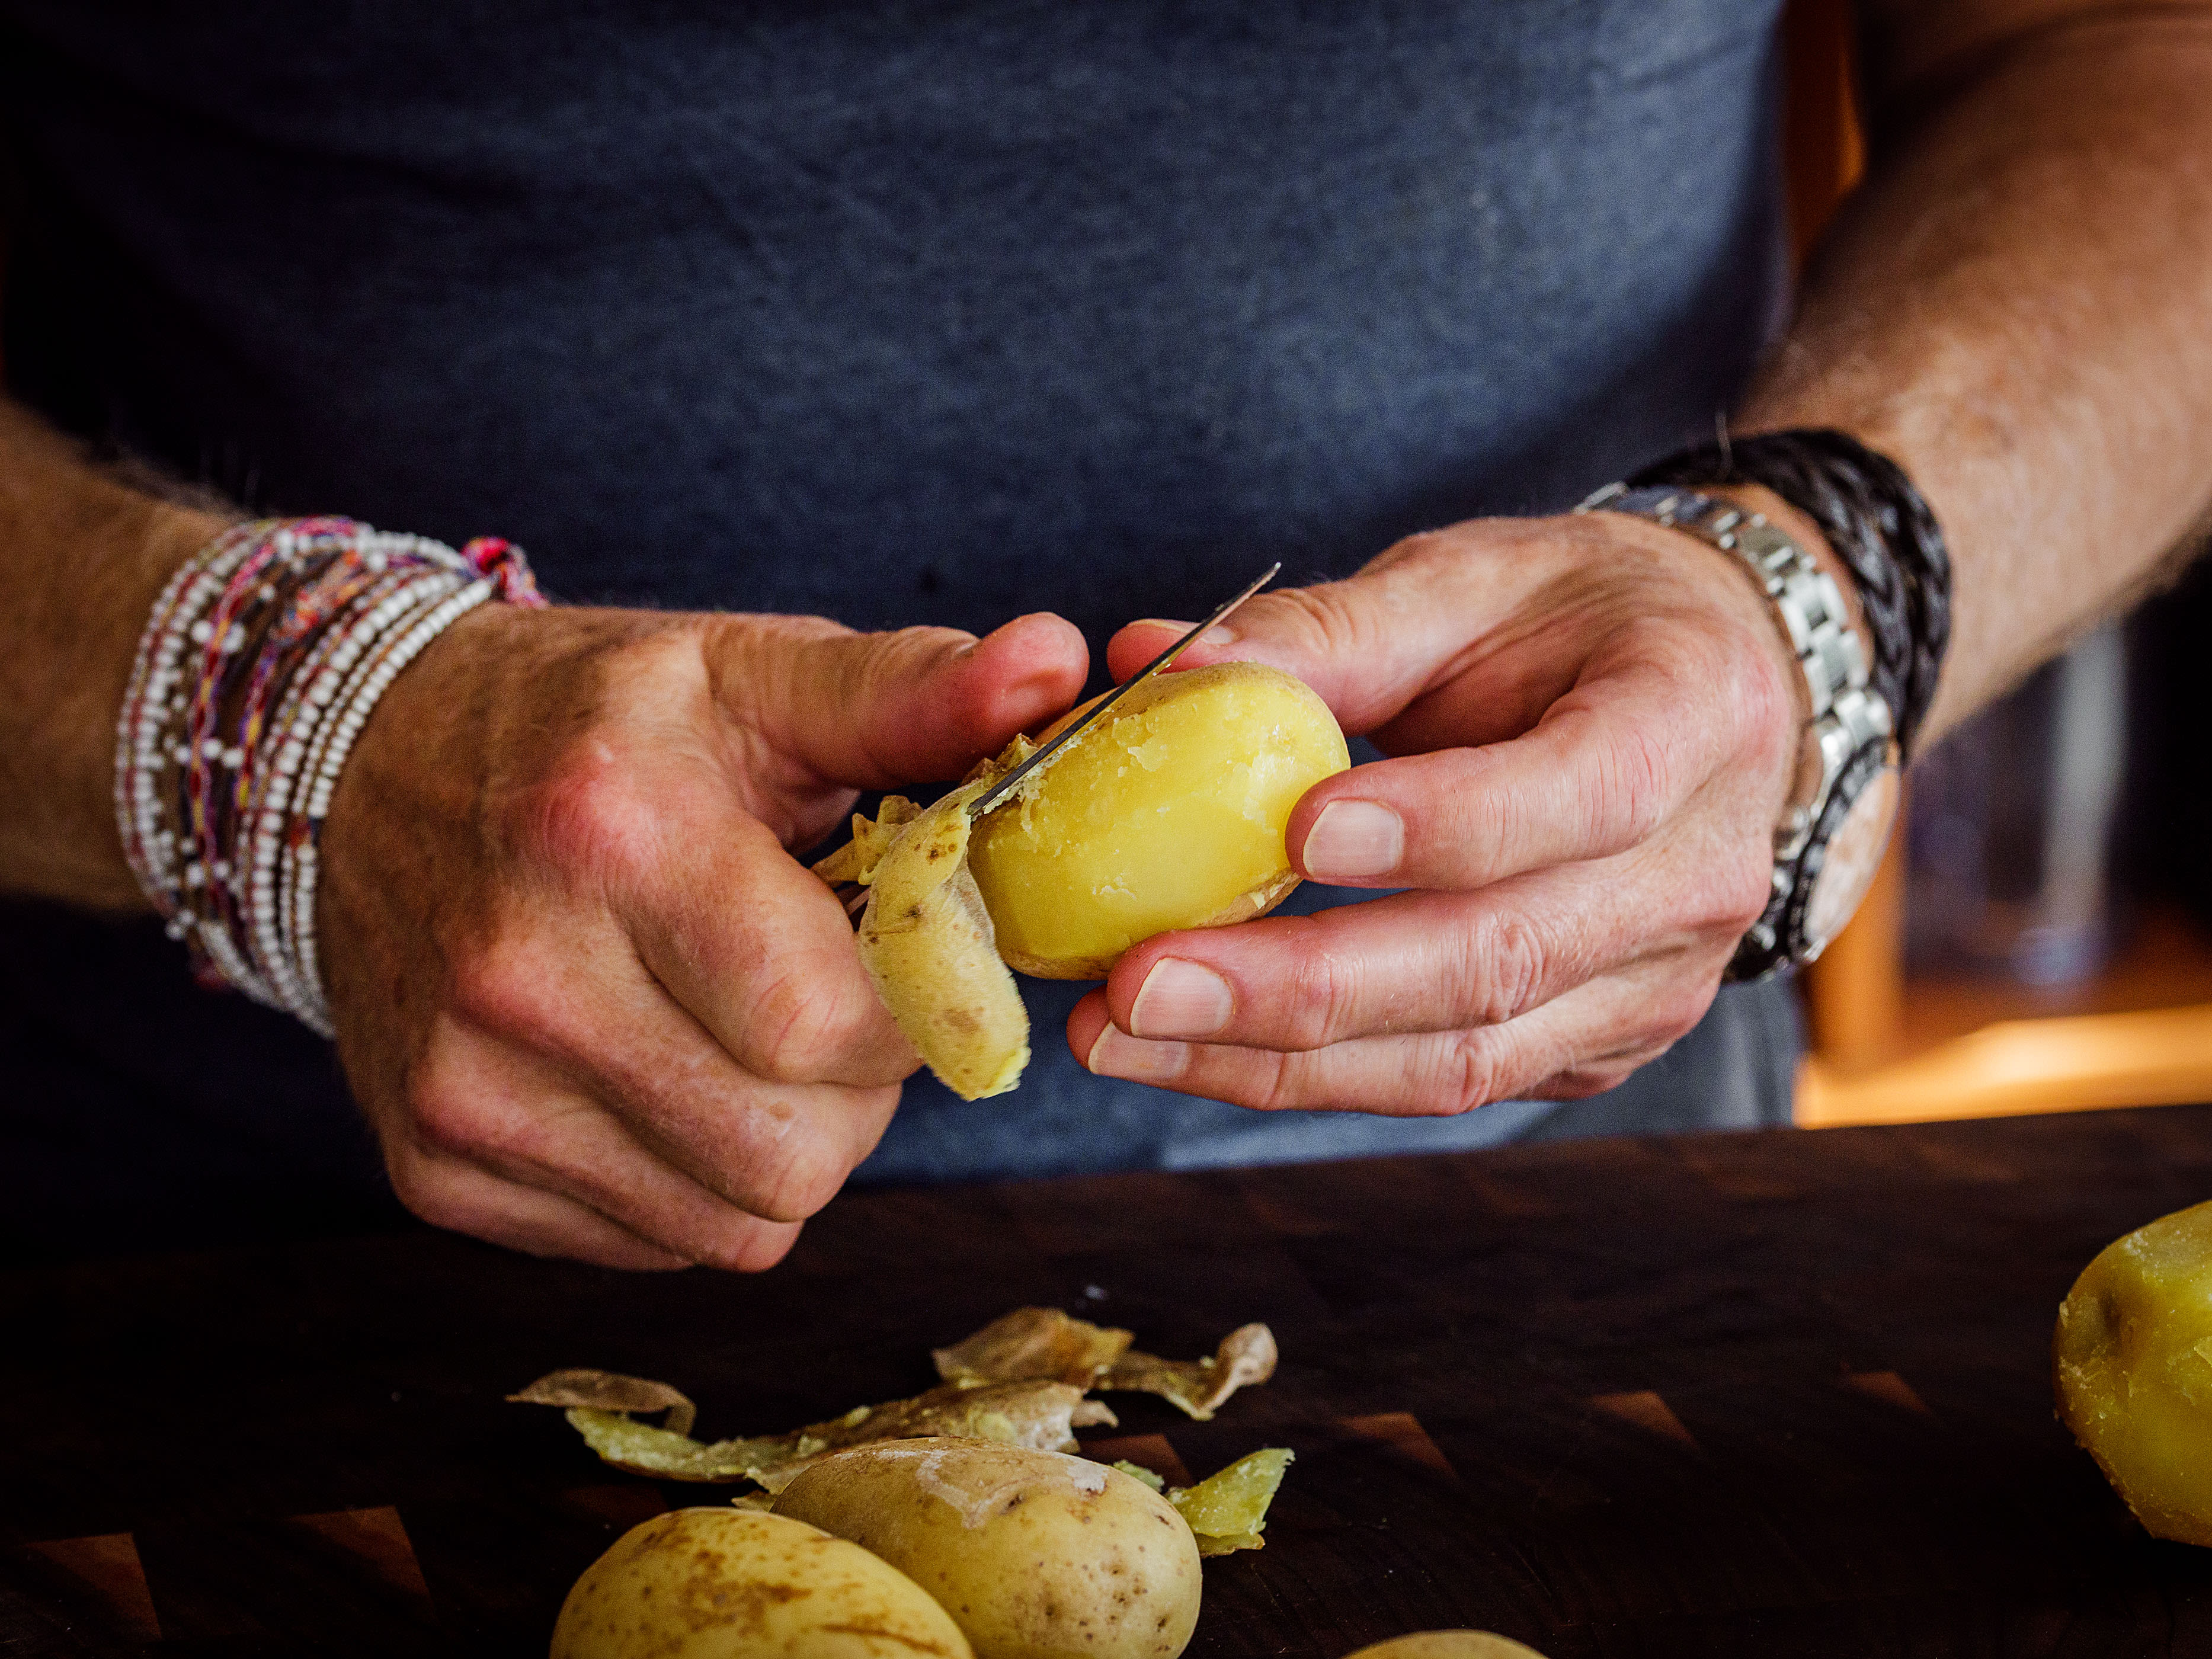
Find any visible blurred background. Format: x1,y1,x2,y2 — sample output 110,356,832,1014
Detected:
1785,0,2212,1128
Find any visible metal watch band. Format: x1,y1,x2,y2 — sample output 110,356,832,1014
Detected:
1625,428,1952,761
1576,482,1897,979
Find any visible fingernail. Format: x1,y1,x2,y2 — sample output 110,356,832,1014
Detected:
1129,959,1233,1039
1086,1025,1193,1084
1302,800,1404,880
1134,619,1237,647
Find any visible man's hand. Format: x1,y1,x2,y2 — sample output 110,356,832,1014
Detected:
319,603,1086,1270
1068,508,1814,1116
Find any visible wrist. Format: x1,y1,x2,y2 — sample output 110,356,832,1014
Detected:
1625,429,1952,762
1576,481,1899,978
114,518,547,1033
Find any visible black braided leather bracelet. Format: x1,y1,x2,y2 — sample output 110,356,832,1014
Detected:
1626,428,1951,760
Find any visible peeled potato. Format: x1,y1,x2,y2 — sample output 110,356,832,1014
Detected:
1342,1635,1552,1659
774,1437,1202,1659
969,662,1350,977
2055,1199,2212,1544
814,659,1347,1095
551,1507,972,1659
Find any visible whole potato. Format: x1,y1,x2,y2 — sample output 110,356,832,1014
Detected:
1342,1635,1551,1659
550,1507,974,1659
773,1437,1202,1659
2056,1198,2212,1544
968,661,1349,978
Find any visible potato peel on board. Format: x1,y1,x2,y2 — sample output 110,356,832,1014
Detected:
513,1372,1114,1492
931,1305,1135,1387
1105,1323,1280,1421
933,1307,1279,1420
506,1367,697,1435
515,1312,1279,1496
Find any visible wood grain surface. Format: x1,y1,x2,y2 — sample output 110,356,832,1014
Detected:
7,1104,2212,1657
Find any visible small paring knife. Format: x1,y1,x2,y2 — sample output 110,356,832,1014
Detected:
825,562,1281,927
965,561,1281,820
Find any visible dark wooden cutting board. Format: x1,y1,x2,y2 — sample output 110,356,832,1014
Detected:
7,1104,2212,1657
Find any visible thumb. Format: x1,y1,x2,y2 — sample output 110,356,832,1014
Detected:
720,611,1089,788
1105,552,1507,736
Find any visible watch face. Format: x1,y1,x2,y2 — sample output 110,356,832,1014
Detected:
1803,761,1902,952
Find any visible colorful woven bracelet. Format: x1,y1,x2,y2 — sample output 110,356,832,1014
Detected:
114,517,546,1035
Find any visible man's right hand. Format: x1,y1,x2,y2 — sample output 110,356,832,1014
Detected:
316,603,1087,1271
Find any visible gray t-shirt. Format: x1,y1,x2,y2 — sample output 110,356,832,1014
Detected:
0,1,1798,1251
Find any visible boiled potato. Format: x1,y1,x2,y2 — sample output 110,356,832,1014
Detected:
550,1507,973,1659
969,662,1350,977
2056,1198,2212,1544
773,1437,1202,1659
1343,1635,1551,1659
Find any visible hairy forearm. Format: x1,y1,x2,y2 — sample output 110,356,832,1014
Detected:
0,399,231,907
1739,7,2212,744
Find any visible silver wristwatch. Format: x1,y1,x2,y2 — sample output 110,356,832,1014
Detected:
1577,482,1902,981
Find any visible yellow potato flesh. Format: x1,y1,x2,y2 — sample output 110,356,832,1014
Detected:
1167,1447,1292,1554
774,1437,1202,1659
968,662,1350,978
550,1507,973,1659
2056,1198,2212,1545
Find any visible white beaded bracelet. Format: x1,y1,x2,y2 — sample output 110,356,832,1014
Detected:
114,518,545,1035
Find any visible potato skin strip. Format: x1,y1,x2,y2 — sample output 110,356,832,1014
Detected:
566,1408,786,1483
932,1306,1135,1388
812,797,921,886
508,1368,699,1436
832,780,1031,1101
931,1309,1276,1419
1104,1323,1279,1420
519,1375,1116,1493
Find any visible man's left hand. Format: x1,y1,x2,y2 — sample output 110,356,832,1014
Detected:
1067,507,1813,1113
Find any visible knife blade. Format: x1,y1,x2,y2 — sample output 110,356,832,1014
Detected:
966,561,1281,819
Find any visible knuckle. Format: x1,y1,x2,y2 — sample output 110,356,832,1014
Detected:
1256,1057,1308,1114
385,1152,478,1234
404,1067,493,1161
1285,942,1363,1049
1730,626,1800,763
1467,909,1551,1026
730,959,879,1082
1438,1029,1507,1116
1272,581,1378,659
518,753,666,888
1688,847,1777,940
1384,529,1457,571
447,937,566,1048
1720,851,1777,933
1646,979,1717,1047
1547,1062,1636,1100
690,1218,802,1274
682,1222,783,1274
1590,719,1673,850
746,1136,851,1224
